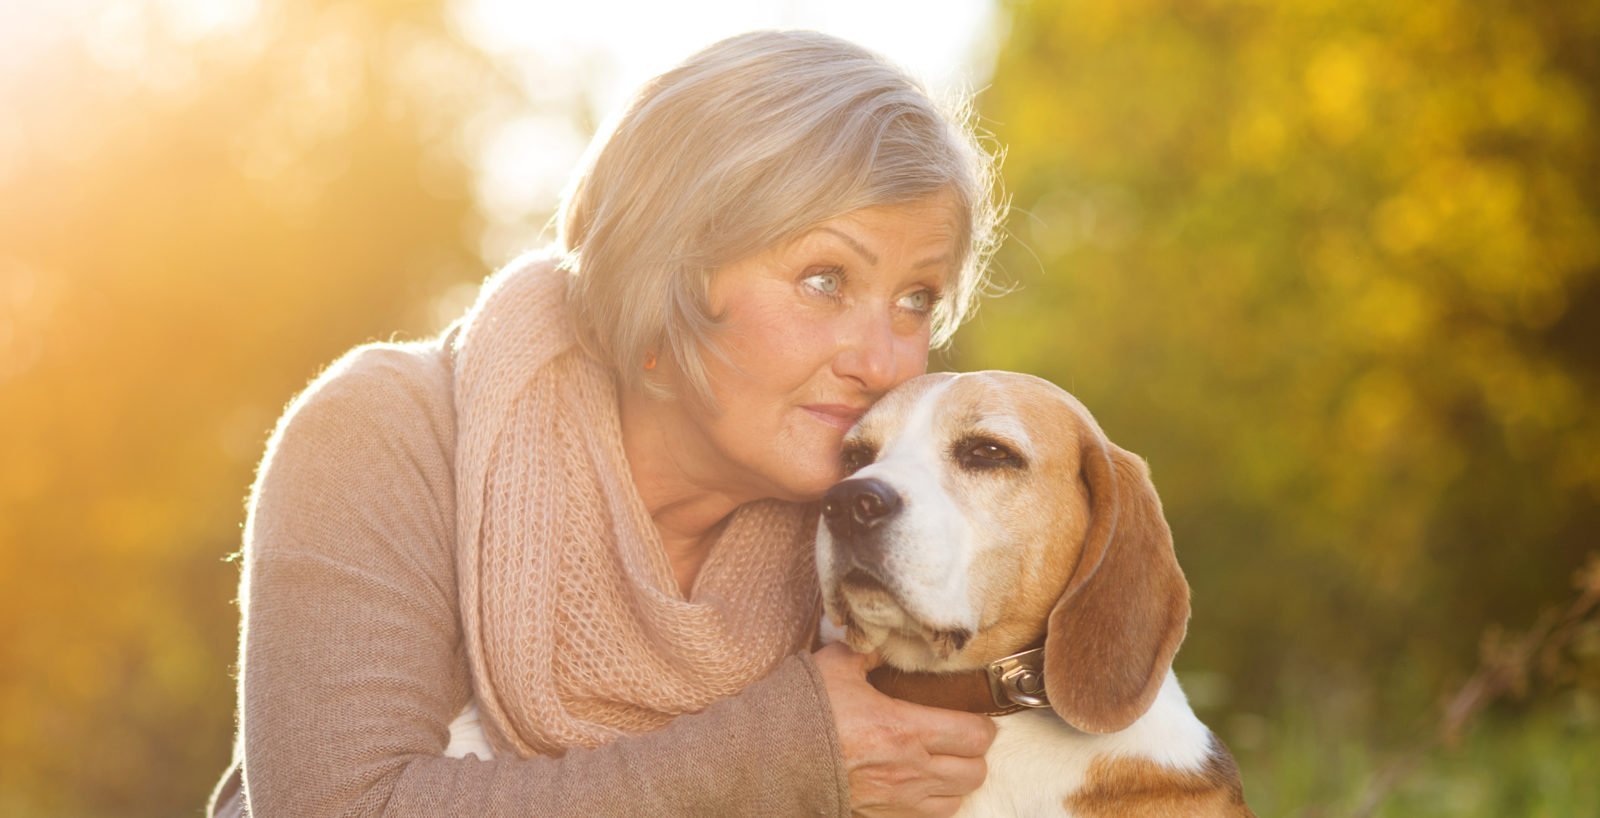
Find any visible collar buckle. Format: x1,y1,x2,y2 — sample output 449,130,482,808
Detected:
985,647,1050,709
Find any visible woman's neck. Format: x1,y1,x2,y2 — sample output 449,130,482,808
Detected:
617,387,753,596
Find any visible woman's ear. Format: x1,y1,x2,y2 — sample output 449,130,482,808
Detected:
1042,428,1191,734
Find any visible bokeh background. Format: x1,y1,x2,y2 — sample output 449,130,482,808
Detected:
2,0,1597,815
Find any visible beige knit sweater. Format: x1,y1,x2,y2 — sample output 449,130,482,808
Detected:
209,332,851,816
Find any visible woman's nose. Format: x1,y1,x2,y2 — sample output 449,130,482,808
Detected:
833,308,901,394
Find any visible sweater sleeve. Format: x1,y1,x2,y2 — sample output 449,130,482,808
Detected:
227,341,851,817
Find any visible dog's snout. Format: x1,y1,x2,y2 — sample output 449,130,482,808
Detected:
822,478,902,539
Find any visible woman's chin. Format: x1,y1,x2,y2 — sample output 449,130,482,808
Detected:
751,428,851,503
765,464,846,505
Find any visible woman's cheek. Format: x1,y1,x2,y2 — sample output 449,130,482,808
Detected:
893,333,933,385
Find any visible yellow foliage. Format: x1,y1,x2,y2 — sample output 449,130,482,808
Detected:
1304,41,1371,143
977,0,1600,783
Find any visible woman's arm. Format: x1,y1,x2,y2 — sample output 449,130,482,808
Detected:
229,342,849,816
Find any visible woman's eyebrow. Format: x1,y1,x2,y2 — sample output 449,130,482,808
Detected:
817,226,879,265
815,226,950,272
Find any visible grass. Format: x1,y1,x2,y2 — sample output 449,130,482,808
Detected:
1234,701,1600,817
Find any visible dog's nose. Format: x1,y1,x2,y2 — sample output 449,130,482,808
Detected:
821,478,902,540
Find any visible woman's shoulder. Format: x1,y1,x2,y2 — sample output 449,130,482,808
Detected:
247,332,460,561
288,331,457,432
268,334,458,466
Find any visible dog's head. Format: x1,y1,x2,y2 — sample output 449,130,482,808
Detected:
817,371,1190,734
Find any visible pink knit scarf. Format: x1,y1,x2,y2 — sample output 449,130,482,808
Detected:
450,254,822,757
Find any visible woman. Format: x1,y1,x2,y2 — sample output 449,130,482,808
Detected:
211,30,1003,817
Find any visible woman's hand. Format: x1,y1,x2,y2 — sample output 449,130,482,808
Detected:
813,642,997,818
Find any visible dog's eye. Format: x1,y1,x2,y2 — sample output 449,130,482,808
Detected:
840,445,876,475
956,439,1024,470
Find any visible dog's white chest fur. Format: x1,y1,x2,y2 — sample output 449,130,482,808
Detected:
955,673,1214,818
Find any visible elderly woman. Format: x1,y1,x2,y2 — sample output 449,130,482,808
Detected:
210,30,1002,817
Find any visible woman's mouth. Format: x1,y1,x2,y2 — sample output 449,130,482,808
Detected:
801,404,867,432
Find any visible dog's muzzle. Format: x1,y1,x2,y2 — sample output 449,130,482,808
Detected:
821,477,901,543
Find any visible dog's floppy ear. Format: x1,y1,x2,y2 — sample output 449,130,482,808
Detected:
1042,425,1190,734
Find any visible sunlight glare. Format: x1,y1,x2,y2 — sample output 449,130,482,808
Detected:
449,0,999,258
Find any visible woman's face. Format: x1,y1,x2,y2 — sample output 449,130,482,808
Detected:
684,192,962,502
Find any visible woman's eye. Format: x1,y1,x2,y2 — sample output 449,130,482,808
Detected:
803,269,843,295
898,289,935,312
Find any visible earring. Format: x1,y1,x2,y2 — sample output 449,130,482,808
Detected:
644,351,658,371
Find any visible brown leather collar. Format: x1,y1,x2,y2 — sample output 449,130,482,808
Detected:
868,643,1051,717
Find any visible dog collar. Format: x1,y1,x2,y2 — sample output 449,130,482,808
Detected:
867,643,1051,717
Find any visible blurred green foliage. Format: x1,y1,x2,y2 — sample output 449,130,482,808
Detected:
1247,708,1599,816
970,0,1600,809
1,0,1597,814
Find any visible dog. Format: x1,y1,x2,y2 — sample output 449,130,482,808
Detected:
817,370,1253,817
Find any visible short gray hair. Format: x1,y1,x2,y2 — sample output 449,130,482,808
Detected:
557,29,1003,402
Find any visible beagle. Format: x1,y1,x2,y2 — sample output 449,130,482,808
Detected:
818,371,1254,817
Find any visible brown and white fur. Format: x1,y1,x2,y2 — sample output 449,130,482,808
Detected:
818,371,1253,817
